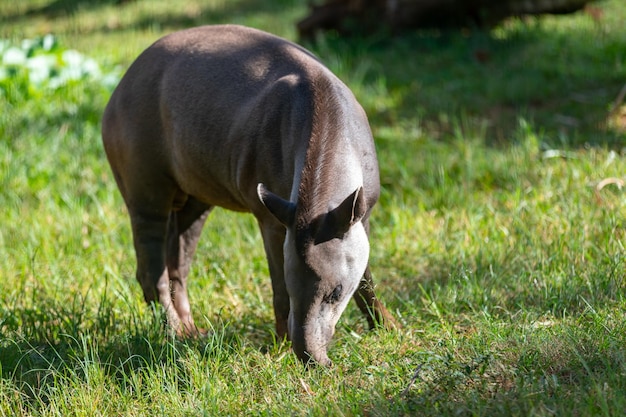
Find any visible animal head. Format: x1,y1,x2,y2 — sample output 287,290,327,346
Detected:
257,183,369,366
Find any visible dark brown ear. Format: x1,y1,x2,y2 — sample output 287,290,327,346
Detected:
314,187,366,243
257,183,296,227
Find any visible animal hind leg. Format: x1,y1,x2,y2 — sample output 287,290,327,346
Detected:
120,166,184,334
353,217,399,330
166,197,212,337
353,265,399,330
129,208,182,332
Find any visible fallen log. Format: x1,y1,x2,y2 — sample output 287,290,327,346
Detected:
297,0,601,38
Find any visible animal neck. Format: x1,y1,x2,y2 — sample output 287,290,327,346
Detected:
295,76,361,229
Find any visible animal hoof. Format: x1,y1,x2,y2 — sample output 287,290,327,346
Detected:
177,324,209,339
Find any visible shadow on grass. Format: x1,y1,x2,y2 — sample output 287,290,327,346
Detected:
1,0,302,28
1,0,126,20
306,17,626,149
383,244,625,322
0,287,279,403
6,1,624,149
382,319,626,415
125,0,302,31
113,0,625,149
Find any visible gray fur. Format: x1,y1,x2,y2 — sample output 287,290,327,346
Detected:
102,25,396,366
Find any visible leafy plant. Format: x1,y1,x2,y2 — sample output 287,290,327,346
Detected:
0,34,119,102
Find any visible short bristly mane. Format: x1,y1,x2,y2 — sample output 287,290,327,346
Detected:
296,73,345,230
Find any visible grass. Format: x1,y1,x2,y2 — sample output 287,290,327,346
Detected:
1,0,625,415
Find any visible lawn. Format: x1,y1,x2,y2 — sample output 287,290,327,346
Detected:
1,0,625,415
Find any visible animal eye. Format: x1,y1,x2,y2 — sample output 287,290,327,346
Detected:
325,284,343,304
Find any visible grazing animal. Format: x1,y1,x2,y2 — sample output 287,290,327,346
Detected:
101,25,396,366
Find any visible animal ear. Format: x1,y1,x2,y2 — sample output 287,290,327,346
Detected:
349,186,367,225
257,183,296,227
315,187,367,243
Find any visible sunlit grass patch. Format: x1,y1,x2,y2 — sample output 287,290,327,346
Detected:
1,0,626,415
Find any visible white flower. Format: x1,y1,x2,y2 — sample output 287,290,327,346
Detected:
61,50,83,68
21,39,36,52
42,34,56,51
3,47,27,66
26,54,57,85
81,57,102,78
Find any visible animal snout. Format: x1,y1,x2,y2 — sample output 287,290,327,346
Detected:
288,313,334,367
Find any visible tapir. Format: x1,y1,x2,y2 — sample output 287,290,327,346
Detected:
101,24,396,366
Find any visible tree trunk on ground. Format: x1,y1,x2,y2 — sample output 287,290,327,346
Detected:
297,0,601,38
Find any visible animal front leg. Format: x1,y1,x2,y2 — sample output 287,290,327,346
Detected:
258,221,290,339
166,199,212,337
